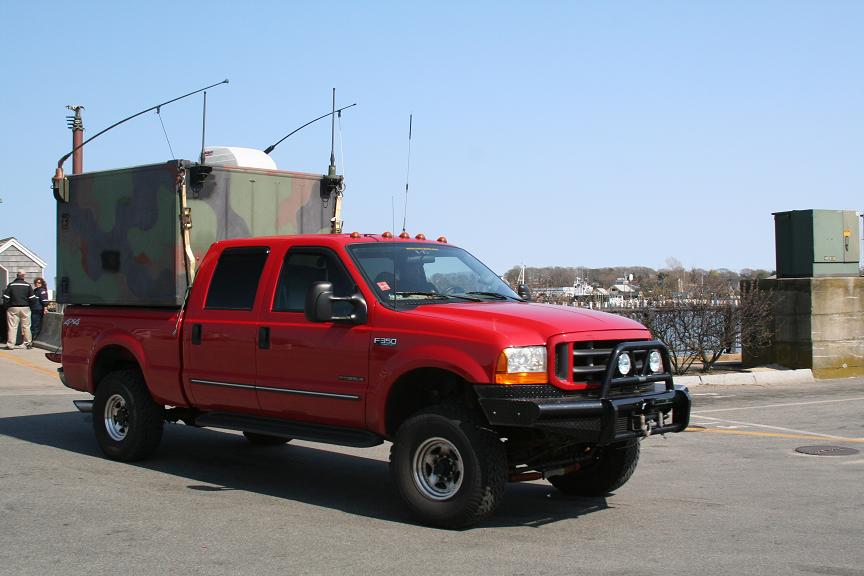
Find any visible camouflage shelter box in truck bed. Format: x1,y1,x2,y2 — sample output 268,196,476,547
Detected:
57,160,339,306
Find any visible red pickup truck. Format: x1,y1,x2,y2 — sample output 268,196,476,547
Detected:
58,233,691,528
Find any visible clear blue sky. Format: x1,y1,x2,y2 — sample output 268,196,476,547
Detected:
2,1,862,285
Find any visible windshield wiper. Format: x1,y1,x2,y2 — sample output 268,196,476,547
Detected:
464,291,520,301
394,291,483,302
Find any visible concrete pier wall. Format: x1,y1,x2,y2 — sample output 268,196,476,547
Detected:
744,277,864,378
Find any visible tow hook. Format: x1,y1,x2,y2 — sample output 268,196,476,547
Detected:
634,400,656,437
639,413,653,437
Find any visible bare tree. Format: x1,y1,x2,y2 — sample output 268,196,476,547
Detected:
617,282,774,374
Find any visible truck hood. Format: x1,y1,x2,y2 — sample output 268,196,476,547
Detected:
401,301,648,344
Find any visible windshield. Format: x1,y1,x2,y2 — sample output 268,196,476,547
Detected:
347,243,520,305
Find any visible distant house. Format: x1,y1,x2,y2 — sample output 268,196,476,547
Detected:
0,237,46,290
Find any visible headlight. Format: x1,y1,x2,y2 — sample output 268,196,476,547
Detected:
495,346,547,385
617,352,632,375
648,349,663,373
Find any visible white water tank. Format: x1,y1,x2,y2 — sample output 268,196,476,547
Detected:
202,146,278,170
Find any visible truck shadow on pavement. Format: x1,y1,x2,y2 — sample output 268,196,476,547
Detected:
0,411,609,529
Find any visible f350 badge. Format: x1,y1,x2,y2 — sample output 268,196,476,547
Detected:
373,337,398,347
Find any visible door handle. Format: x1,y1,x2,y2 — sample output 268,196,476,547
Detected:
191,324,202,345
258,326,270,350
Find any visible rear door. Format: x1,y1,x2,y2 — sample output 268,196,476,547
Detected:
183,246,270,412
255,246,370,427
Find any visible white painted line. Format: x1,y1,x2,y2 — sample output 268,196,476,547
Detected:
693,396,864,414
0,389,85,397
693,414,856,441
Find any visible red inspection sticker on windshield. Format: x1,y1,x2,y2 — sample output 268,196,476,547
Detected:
377,281,391,291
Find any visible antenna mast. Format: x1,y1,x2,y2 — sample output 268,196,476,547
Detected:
200,91,207,164
401,114,412,233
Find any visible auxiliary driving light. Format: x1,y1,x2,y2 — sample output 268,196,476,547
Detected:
617,352,632,376
648,349,663,373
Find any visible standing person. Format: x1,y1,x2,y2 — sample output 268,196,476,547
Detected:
3,272,35,349
31,277,49,341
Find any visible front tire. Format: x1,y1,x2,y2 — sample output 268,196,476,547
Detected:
549,440,640,496
92,370,164,462
390,405,506,529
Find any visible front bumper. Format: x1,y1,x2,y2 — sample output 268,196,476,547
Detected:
475,340,692,446
476,384,691,445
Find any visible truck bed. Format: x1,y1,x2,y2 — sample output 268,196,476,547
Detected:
61,306,188,406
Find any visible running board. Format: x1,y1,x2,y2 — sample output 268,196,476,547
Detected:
73,400,93,413
193,412,383,448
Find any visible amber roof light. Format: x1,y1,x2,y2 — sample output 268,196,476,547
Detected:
437,236,448,243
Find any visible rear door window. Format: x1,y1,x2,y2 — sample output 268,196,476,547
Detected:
205,247,270,310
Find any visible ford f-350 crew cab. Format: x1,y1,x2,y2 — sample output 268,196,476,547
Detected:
58,233,691,528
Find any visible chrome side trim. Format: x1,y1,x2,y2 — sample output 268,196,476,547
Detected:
256,385,360,401
190,379,256,391
190,379,360,401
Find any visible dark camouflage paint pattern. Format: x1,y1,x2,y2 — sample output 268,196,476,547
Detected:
57,160,336,306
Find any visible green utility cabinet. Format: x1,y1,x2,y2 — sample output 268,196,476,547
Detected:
774,209,860,278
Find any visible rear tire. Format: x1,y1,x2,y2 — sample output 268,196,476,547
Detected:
243,431,290,446
390,405,506,529
549,440,640,496
92,369,164,462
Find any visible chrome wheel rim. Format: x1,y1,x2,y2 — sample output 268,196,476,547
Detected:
104,394,129,442
412,437,464,501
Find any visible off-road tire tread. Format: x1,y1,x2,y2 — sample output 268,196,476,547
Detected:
390,404,507,529
93,369,164,462
549,440,640,496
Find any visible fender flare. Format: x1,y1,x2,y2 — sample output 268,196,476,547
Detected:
366,344,491,435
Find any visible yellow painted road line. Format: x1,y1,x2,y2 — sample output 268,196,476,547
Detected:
686,427,864,443
0,353,59,378
693,396,864,415
693,414,854,440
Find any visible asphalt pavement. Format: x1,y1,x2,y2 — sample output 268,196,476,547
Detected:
1,347,862,576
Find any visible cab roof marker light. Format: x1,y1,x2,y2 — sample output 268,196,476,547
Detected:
415,233,426,240
399,231,411,239
382,231,393,238
349,231,361,238
437,236,448,243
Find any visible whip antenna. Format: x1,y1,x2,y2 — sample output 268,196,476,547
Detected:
200,91,207,164
401,114,412,233
52,79,229,202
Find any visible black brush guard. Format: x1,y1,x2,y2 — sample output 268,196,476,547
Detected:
476,340,691,446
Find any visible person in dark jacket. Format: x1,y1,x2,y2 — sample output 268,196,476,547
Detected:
4,272,36,349
30,277,49,341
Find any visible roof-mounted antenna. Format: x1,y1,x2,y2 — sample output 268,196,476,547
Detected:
262,100,356,155
200,91,207,165
401,114,413,234
51,79,229,202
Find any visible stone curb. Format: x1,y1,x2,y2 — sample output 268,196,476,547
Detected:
675,369,814,387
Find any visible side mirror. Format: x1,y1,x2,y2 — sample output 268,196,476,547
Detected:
305,281,368,324
517,284,532,301
305,281,333,322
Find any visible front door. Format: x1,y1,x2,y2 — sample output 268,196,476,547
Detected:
255,247,369,427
